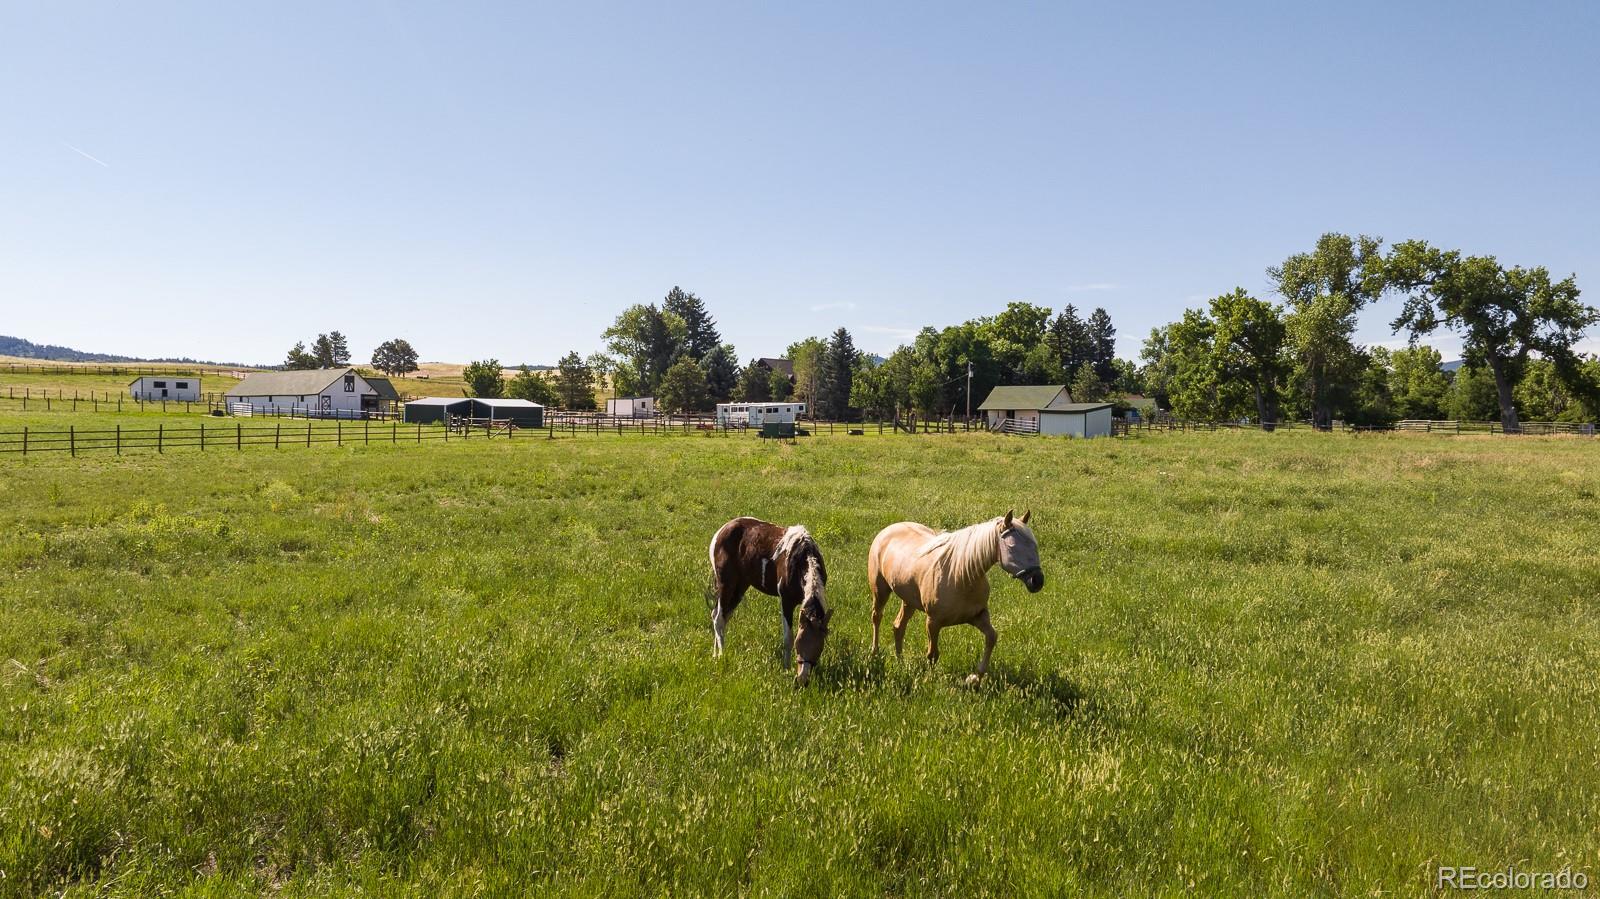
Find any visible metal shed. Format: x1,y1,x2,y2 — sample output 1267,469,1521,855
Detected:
403,396,543,427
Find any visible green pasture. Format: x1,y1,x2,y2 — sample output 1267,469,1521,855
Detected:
2,431,1598,896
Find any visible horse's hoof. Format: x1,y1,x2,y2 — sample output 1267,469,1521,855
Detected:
964,674,983,687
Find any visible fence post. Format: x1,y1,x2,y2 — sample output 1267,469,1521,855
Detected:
158,424,164,454
116,424,121,455
275,423,281,449
364,419,369,444
417,423,421,443
338,421,342,446
22,426,28,456
237,423,242,450
200,422,205,451
306,424,312,447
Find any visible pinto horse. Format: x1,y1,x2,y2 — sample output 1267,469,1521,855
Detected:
709,517,832,685
868,510,1042,685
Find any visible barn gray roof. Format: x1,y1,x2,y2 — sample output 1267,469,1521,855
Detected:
976,385,1072,411
405,396,469,406
1047,403,1114,413
364,376,401,401
226,368,353,396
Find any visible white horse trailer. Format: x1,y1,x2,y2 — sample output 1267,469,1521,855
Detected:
715,402,807,427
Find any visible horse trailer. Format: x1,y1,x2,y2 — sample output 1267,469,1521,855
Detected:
715,402,807,427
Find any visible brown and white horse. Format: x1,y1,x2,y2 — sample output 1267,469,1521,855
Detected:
868,510,1042,685
709,517,833,685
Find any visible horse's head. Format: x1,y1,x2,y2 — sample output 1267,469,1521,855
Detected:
997,509,1044,593
793,601,831,687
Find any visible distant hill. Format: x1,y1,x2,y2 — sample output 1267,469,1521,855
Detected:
1441,359,1464,373
0,335,242,366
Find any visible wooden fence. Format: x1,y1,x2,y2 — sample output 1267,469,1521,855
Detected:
1,362,257,377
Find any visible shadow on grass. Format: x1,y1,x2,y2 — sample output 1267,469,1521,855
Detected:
805,643,1097,720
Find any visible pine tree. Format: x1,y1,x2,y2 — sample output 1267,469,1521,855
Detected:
737,360,772,402
818,327,859,420
663,287,721,361
1087,308,1118,384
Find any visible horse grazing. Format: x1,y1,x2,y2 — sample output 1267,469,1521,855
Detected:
709,517,832,685
868,510,1042,685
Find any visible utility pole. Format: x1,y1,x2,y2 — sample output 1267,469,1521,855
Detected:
965,361,973,421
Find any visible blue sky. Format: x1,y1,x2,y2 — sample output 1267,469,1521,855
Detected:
4,1,1597,366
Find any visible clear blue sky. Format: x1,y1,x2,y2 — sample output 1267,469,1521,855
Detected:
4,1,1597,366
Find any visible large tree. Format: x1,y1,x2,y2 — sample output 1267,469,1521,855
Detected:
1382,241,1599,433
1208,289,1288,427
736,359,772,402
700,343,740,404
507,366,556,406
370,338,419,376
1388,345,1450,421
786,337,827,406
1269,233,1385,429
658,357,710,414
980,301,1052,383
283,341,319,370
311,331,352,368
554,351,597,410
816,327,860,420
1087,307,1118,384
662,287,721,361
462,359,504,398
603,304,685,395
1046,305,1094,377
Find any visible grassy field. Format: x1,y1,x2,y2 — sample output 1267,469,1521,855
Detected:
2,430,1598,896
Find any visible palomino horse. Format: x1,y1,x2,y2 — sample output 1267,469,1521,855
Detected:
709,517,832,685
868,510,1042,685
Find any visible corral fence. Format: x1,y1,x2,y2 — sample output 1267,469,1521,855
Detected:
1122,418,1596,437
1,362,259,378
0,419,553,457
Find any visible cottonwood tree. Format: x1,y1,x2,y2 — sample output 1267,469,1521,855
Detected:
1269,234,1385,429
603,304,685,394
371,339,420,376
979,301,1052,383
1208,289,1288,428
1388,345,1450,420
786,337,827,406
462,359,504,398
1383,241,1599,433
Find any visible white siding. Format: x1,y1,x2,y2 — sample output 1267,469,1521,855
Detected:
129,377,202,401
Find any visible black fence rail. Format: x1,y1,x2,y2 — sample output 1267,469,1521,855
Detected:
0,419,554,456
1121,418,1596,436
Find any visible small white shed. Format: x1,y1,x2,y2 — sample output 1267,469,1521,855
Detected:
1038,403,1115,438
130,376,201,401
606,396,656,417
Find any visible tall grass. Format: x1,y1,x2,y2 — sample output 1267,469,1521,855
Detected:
2,431,1597,896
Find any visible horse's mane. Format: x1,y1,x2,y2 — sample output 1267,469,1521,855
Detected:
775,525,827,617
916,518,1001,584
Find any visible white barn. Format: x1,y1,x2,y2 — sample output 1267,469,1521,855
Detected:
129,375,201,401
224,368,394,418
606,396,656,417
978,385,1114,438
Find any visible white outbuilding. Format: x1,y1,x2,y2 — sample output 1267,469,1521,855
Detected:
978,385,1113,437
606,396,656,417
129,376,201,401
224,367,395,418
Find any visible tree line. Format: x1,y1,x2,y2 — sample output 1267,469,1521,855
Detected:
282,332,421,378
1141,233,1599,431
